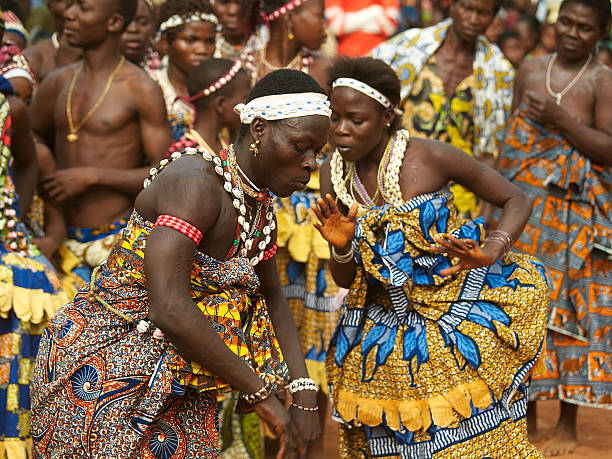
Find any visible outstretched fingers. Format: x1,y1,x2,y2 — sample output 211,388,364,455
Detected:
439,263,464,277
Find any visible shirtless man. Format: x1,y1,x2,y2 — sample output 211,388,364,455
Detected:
30,0,171,268
499,0,612,455
24,0,82,83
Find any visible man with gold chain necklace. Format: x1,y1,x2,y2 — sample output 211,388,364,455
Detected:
29,0,171,270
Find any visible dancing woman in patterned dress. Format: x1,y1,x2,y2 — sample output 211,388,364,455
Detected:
313,57,550,458
30,70,330,458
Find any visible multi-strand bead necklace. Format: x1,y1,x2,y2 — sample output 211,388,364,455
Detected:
331,130,409,211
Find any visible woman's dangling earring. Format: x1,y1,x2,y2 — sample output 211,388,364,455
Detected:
249,139,261,157
386,122,391,128
287,22,295,40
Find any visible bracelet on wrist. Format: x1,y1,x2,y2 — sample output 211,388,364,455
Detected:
286,377,318,394
331,245,354,263
240,373,275,406
484,230,513,258
291,402,318,412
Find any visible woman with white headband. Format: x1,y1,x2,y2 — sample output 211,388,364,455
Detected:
313,57,550,458
150,0,219,141
30,70,330,458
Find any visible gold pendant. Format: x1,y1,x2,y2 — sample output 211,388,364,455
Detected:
67,133,78,142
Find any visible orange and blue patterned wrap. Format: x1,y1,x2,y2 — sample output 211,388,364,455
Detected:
499,105,612,408
327,188,549,458
30,211,288,457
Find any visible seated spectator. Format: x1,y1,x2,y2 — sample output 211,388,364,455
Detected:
498,29,527,67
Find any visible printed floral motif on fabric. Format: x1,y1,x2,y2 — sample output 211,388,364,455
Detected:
30,211,288,457
327,188,549,457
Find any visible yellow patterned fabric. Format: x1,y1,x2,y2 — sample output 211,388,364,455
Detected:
371,18,514,159
99,211,289,394
402,56,478,216
327,188,549,457
275,169,340,390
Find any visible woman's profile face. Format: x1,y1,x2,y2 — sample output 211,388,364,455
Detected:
254,115,330,197
329,87,390,162
291,0,327,51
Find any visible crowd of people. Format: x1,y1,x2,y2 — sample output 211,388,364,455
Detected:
0,0,608,457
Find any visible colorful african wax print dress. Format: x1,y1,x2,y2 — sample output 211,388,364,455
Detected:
327,142,550,458
165,131,264,459
30,151,288,458
0,93,67,459
499,105,612,408
371,18,514,217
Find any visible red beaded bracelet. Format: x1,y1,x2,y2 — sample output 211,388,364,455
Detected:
155,215,203,245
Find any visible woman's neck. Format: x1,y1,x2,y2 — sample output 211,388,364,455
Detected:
356,131,391,171
167,61,189,98
265,21,301,67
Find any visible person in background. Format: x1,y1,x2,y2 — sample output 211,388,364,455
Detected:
372,0,514,219
516,13,541,54
242,0,331,86
0,10,35,103
325,0,400,56
120,0,162,75
531,21,556,56
0,77,68,459
498,29,527,67
2,9,28,49
596,41,612,68
166,58,251,157
24,0,82,84
150,0,218,141
499,0,612,455
30,0,171,270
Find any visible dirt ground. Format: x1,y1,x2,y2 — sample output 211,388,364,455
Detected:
315,400,612,458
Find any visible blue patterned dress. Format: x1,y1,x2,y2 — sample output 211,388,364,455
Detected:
327,188,549,458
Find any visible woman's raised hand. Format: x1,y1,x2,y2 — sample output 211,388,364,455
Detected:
312,194,358,249
430,234,499,276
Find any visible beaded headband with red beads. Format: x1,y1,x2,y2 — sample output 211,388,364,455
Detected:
261,0,308,23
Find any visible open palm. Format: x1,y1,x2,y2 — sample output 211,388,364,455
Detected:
312,194,358,249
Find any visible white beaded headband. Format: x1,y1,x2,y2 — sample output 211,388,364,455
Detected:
190,60,242,101
234,93,332,124
262,0,307,23
332,78,392,109
156,13,219,41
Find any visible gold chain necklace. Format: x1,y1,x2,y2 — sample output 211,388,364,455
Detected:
66,56,125,142
259,47,302,72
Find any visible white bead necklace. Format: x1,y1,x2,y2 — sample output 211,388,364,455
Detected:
331,130,409,211
144,147,275,266
545,52,592,105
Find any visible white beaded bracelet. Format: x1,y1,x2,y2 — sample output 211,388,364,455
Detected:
331,245,354,263
287,377,318,394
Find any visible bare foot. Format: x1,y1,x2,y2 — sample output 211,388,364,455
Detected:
539,430,578,456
